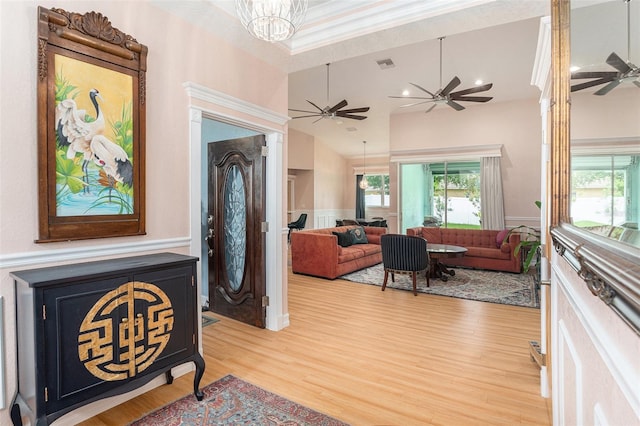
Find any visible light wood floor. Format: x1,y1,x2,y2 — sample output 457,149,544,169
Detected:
81,270,552,425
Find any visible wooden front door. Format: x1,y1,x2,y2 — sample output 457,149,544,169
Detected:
207,135,266,328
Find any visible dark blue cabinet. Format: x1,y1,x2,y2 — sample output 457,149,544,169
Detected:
10,253,205,426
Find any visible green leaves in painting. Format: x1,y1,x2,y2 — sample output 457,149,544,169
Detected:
55,150,86,194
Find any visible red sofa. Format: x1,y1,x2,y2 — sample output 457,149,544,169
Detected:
406,227,522,273
291,225,387,279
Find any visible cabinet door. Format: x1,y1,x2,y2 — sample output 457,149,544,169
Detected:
43,265,195,416
44,275,131,416
132,265,196,371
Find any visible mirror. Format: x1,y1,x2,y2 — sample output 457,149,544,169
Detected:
570,0,640,248
550,0,640,335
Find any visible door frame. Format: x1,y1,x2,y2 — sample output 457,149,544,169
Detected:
184,82,290,332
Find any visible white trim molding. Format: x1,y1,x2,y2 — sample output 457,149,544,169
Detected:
390,144,503,163
183,82,290,127
0,237,190,269
184,81,289,332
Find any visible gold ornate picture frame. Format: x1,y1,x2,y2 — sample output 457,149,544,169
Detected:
37,6,147,242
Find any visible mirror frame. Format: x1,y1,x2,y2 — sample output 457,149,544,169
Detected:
549,0,640,335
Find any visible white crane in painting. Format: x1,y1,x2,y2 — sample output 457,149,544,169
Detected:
90,135,133,187
56,89,105,159
55,88,132,193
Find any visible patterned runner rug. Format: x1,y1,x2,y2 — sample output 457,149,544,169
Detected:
340,264,539,308
129,374,348,426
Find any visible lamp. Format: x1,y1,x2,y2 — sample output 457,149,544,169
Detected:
235,0,308,42
359,140,369,189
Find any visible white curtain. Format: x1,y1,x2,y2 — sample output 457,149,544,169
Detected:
480,156,505,230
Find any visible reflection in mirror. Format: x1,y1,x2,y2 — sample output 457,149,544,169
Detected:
571,140,640,247
570,0,640,247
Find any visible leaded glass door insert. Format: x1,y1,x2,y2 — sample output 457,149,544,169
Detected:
208,135,266,328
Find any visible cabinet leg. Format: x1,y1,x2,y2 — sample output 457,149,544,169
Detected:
193,352,206,401
165,369,174,385
10,402,23,426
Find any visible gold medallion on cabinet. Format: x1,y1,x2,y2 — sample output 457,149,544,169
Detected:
78,282,174,381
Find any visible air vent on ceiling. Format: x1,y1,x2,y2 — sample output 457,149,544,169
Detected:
376,58,395,69
346,127,358,132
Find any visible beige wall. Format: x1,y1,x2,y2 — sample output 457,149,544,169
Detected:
390,97,543,226
288,128,315,170
287,131,351,228
0,1,288,423
571,87,640,139
313,137,349,210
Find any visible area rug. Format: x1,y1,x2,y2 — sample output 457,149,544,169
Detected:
129,374,348,426
340,264,539,308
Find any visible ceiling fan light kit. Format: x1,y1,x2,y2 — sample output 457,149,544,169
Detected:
389,36,494,113
235,0,308,42
289,63,371,123
571,0,640,95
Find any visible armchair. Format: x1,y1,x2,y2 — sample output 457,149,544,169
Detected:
381,234,429,296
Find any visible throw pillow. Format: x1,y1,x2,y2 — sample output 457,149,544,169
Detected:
496,229,509,248
349,227,369,244
333,231,353,247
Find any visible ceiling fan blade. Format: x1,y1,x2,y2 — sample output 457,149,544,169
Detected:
450,83,493,97
606,52,632,74
594,79,621,96
389,95,431,100
399,100,434,108
339,107,370,114
306,99,324,112
289,108,320,114
312,116,324,124
409,83,436,97
570,77,615,92
328,99,348,113
425,104,437,113
447,100,465,111
336,113,367,120
451,96,493,103
572,71,618,80
291,114,323,119
440,76,461,96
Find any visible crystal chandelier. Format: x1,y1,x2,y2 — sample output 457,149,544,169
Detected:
235,0,308,42
359,141,369,190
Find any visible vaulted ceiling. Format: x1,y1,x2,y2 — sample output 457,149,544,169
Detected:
155,0,635,157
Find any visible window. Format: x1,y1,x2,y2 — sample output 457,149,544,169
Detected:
400,161,481,230
363,174,390,207
571,154,639,228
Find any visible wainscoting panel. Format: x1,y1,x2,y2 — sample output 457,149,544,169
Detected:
557,320,583,426
552,251,640,425
313,210,352,229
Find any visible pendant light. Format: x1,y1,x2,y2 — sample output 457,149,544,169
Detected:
359,140,369,189
235,0,308,42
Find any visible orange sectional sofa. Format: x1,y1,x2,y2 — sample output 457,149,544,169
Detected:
290,225,387,279
406,227,522,273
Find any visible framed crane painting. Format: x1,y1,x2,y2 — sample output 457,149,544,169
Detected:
37,7,147,242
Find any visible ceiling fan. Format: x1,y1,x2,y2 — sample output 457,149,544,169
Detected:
571,0,640,95
289,63,370,123
389,36,493,113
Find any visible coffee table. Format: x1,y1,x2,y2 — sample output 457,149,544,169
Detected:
427,243,467,281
